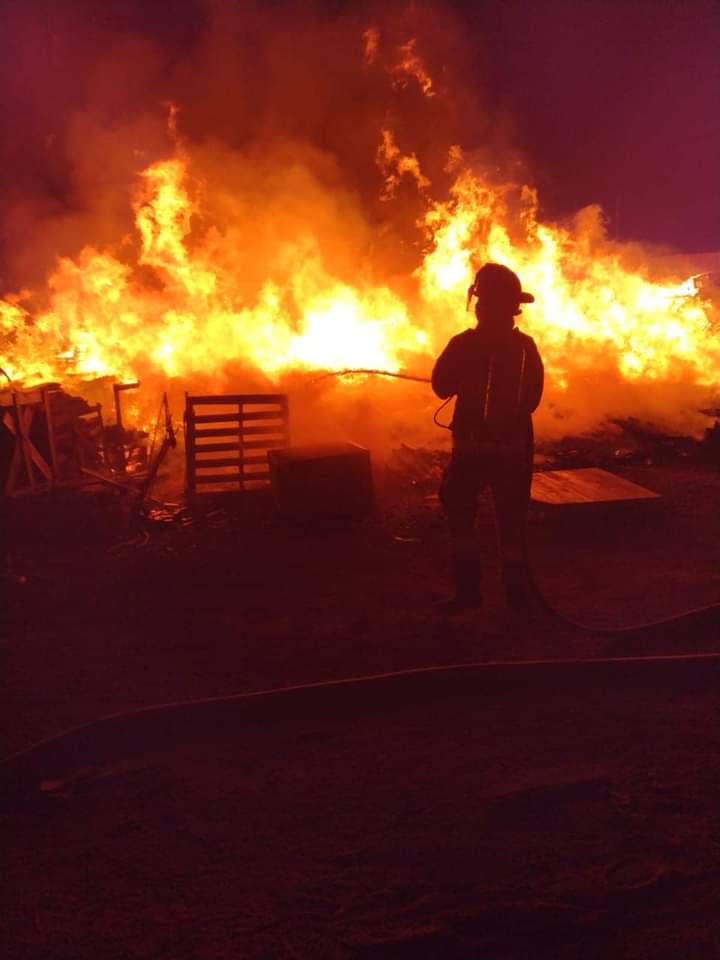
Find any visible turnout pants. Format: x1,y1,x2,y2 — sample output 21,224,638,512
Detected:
439,441,532,566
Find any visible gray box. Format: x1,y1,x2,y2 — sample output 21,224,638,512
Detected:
268,442,373,519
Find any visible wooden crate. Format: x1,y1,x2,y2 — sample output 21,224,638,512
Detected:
268,442,373,520
184,393,289,494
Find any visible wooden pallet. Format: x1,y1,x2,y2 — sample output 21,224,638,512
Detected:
531,467,660,507
184,393,290,494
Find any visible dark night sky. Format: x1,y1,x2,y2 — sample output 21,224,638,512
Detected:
465,0,720,251
0,0,718,282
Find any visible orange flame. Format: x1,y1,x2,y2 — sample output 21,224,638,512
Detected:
1,127,717,437
417,172,719,393
376,129,431,200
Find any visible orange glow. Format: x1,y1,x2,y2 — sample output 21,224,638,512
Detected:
362,26,379,65
391,38,435,97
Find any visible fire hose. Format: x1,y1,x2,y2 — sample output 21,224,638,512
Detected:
1,653,719,797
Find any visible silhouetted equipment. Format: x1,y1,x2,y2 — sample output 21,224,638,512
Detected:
113,381,139,432
268,442,373,520
137,392,176,504
105,381,145,472
184,393,290,494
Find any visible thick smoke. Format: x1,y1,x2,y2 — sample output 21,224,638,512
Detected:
0,1,484,285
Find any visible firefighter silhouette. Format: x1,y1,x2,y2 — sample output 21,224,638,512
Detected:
432,263,544,613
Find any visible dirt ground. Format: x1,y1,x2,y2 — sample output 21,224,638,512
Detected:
2,460,720,958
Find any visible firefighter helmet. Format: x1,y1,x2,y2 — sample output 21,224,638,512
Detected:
467,263,535,312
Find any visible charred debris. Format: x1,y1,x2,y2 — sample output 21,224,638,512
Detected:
0,379,183,527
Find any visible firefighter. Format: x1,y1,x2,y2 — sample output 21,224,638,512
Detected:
432,262,544,613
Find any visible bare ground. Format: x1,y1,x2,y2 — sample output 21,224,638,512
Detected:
2,463,720,958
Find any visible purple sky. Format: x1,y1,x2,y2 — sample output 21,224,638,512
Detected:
468,0,720,251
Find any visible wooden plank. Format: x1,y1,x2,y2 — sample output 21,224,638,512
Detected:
236,439,286,451
195,469,270,485
194,438,285,451
185,392,196,494
0,388,48,408
43,387,59,479
194,426,286,439
531,468,660,506
194,454,268,467
3,420,24,495
188,394,287,406
236,425,287,436
194,474,242,486
14,396,35,490
192,411,286,424
191,441,241,454
194,427,242,439
26,438,53,481
195,458,243,469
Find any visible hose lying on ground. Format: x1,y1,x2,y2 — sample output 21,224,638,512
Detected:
520,563,720,642
2,652,719,796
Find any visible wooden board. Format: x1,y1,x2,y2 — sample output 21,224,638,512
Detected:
531,467,660,507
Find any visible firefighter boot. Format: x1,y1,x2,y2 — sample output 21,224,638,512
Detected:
502,561,538,613
437,547,482,614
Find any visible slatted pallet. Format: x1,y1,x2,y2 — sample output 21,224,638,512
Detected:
184,393,290,494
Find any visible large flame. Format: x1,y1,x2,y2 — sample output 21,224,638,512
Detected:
417,171,718,390
1,100,717,439
1,148,429,388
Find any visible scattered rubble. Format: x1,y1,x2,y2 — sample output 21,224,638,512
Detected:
536,417,715,470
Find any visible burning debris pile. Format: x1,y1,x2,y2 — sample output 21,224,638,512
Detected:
535,417,720,469
0,378,152,497
0,382,99,496
0,353,172,498
0,4,718,478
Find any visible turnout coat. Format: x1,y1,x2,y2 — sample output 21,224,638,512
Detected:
432,325,544,464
